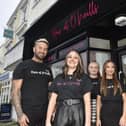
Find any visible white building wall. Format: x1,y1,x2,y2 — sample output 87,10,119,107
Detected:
28,0,58,27
4,40,24,69
0,45,6,73
4,0,29,71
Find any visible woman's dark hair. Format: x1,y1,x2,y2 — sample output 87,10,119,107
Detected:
100,60,122,96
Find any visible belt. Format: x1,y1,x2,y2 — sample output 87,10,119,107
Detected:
61,99,82,106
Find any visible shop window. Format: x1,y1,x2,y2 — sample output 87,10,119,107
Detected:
89,37,110,49
51,60,65,78
89,51,111,74
122,55,126,84
81,51,88,73
118,38,126,47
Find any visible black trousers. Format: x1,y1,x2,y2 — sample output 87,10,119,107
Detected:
53,100,84,126
22,105,47,126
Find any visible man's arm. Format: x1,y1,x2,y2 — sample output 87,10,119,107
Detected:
11,79,23,119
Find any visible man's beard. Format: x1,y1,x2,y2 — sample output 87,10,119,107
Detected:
34,53,46,61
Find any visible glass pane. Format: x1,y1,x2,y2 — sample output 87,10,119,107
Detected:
51,60,65,78
118,38,126,47
90,51,111,74
122,55,126,84
81,51,87,73
89,37,110,49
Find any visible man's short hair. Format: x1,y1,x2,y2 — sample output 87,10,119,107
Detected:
34,38,49,46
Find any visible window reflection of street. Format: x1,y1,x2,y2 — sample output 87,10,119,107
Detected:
122,55,126,85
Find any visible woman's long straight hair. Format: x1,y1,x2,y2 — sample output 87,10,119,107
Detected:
100,60,122,96
63,50,84,79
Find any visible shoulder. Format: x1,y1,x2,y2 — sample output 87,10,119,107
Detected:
14,59,32,71
55,73,63,79
81,73,92,86
54,74,63,80
44,64,51,70
18,59,32,66
81,73,90,80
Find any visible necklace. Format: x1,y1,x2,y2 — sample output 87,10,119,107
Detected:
68,75,73,80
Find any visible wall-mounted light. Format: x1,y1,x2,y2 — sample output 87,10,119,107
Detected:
115,15,126,27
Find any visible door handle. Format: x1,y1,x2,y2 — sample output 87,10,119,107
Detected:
118,71,122,80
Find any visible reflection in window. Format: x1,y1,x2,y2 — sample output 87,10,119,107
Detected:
81,51,87,73
122,55,126,84
51,60,65,78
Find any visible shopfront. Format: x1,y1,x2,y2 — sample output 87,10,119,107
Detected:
23,0,126,82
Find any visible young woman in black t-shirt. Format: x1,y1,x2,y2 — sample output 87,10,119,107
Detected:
88,61,101,126
46,50,92,126
96,60,126,126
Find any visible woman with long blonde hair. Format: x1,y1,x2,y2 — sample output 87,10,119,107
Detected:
46,50,92,126
96,60,126,126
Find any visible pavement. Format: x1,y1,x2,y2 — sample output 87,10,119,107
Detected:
0,121,18,126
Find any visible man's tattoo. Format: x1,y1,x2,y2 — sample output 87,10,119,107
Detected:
12,83,23,119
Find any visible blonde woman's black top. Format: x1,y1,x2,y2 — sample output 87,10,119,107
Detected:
49,73,92,101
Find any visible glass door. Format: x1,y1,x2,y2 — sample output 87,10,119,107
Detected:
119,51,126,85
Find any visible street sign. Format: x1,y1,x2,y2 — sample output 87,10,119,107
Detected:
3,29,13,39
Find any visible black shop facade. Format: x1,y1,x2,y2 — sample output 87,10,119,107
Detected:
23,0,126,83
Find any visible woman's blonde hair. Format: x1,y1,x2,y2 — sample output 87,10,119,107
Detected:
88,61,101,79
63,50,84,79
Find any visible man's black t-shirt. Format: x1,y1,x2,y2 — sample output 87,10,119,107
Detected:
13,59,53,110
49,74,92,101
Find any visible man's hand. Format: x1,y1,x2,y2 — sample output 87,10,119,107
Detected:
18,113,29,126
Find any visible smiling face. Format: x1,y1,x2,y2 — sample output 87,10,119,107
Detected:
63,50,84,77
33,42,48,61
105,62,115,77
88,62,99,76
66,51,80,69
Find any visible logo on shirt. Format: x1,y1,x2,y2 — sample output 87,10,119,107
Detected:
107,85,114,89
57,81,80,86
30,69,51,76
92,81,98,85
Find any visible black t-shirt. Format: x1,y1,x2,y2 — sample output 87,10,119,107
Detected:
49,73,92,101
90,78,100,99
98,79,126,103
13,59,53,110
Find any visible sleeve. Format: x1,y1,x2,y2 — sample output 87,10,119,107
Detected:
120,82,126,93
48,75,59,94
81,74,93,95
13,62,25,80
48,67,53,82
